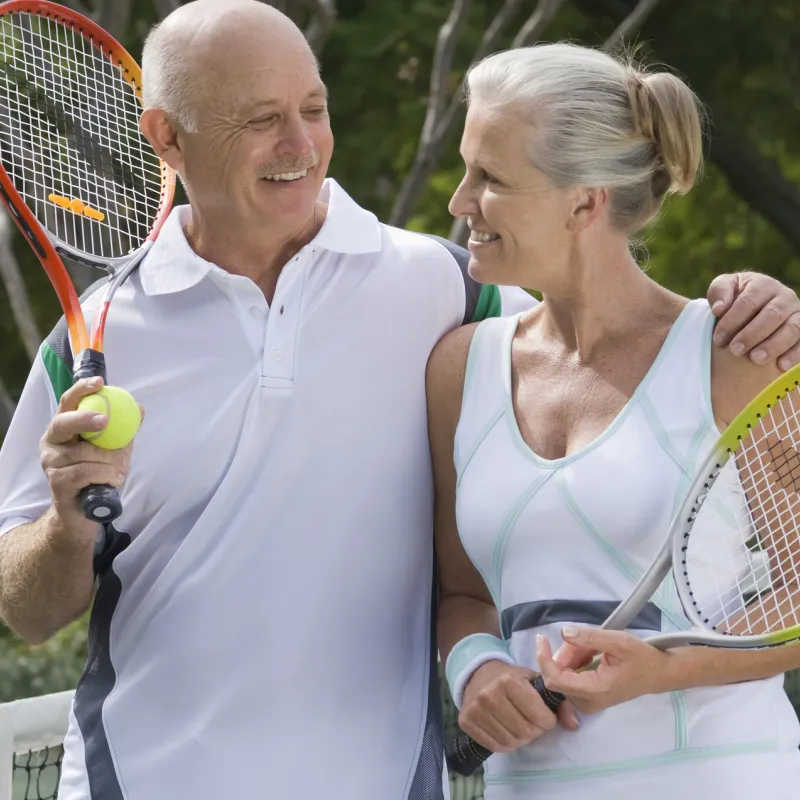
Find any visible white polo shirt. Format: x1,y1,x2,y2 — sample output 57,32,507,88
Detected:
0,179,533,800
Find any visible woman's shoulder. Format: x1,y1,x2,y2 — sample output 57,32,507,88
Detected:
711,344,784,431
425,321,486,435
426,321,481,396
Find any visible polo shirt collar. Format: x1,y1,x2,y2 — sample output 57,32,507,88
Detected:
139,205,213,296
311,178,382,255
139,179,381,297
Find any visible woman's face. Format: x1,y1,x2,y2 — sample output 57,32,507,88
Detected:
449,103,575,290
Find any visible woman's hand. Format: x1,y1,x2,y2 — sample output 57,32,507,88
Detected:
536,626,674,715
459,659,580,753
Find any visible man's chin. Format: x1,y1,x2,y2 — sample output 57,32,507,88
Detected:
252,181,324,233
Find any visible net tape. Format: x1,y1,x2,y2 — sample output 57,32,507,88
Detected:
685,386,800,638
0,11,162,261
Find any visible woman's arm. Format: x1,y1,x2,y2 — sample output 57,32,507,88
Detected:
427,325,499,660
536,623,800,715
427,325,577,751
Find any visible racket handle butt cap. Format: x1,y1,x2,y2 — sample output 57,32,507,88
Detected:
80,484,122,524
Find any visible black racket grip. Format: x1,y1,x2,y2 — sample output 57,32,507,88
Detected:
79,484,122,524
531,674,566,712
445,676,567,777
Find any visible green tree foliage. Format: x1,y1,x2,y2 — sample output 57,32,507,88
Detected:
0,617,87,703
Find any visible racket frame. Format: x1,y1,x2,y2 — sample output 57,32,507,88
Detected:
0,0,176,356
0,0,175,522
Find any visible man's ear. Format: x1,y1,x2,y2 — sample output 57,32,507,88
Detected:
140,108,185,173
567,187,608,232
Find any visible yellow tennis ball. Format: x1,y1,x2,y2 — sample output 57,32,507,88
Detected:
78,386,141,450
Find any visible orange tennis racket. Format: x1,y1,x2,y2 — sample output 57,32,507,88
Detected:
0,1,175,522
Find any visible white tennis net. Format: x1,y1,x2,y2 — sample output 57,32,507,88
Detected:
0,691,72,800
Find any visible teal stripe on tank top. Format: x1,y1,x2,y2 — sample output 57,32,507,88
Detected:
492,471,556,604
555,470,687,630
455,320,494,474
483,739,780,785
456,404,505,488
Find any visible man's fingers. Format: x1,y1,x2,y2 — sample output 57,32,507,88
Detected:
44,440,130,471
45,408,109,447
742,310,800,369
712,290,762,349
706,273,739,319
57,377,105,413
726,300,788,358
47,462,126,496
779,339,800,373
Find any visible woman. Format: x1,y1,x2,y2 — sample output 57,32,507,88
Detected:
428,43,800,799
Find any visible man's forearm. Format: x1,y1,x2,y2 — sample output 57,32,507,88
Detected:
0,508,97,644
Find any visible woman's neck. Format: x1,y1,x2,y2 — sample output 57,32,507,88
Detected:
532,247,684,363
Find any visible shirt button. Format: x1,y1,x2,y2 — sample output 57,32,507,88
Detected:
250,306,263,318
272,349,284,362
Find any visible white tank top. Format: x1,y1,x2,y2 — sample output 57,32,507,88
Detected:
454,299,800,786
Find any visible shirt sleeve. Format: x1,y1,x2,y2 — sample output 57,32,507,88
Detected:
0,347,58,538
497,285,538,316
422,234,538,322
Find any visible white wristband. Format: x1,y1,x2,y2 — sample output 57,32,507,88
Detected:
445,633,516,710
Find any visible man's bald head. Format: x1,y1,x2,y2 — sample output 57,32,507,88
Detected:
141,0,316,132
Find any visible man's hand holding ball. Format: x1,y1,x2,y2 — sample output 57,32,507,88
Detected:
40,378,143,535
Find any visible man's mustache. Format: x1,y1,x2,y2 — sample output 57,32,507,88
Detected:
256,153,320,178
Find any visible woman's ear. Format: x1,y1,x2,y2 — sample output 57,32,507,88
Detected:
567,187,608,232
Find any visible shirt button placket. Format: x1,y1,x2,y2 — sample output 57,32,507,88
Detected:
261,250,305,386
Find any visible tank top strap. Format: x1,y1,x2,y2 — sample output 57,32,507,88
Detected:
454,314,521,479
638,298,717,471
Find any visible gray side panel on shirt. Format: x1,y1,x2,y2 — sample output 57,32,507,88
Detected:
422,234,481,325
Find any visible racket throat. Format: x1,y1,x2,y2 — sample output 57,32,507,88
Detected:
73,349,107,382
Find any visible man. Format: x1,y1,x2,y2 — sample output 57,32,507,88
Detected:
0,2,797,799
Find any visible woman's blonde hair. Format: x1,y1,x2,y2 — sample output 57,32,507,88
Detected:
465,43,705,232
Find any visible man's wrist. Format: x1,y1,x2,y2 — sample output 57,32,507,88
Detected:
43,504,100,552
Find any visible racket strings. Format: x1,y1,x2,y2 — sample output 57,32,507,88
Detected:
0,11,163,261
684,386,800,638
